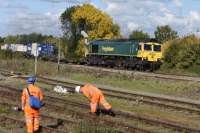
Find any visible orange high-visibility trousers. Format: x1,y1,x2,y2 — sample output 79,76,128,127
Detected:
21,84,43,133
90,93,111,113
25,112,39,133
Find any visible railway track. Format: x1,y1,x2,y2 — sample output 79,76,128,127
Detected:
0,102,127,133
37,76,200,114
1,69,200,114
0,88,152,133
1,85,200,133
59,64,200,82
0,115,67,133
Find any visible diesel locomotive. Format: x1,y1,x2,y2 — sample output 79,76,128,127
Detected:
86,39,162,70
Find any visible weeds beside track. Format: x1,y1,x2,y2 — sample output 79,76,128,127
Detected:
1,85,200,133
0,86,152,133
36,76,200,115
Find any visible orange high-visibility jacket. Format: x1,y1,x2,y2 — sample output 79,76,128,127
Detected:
81,84,111,112
81,84,102,99
21,84,43,114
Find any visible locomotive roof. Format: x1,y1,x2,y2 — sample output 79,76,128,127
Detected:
91,38,160,43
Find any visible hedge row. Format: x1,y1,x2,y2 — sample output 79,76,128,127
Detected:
163,35,200,69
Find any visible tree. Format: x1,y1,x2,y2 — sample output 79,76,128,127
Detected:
163,35,200,69
3,33,53,44
129,30,150,40
72,4,120,39
60,4,120,57
155,25,178,42
4,35,18,44
60,6,76,39
0,37,4,45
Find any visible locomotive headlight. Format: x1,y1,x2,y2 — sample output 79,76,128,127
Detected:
143,57,148,60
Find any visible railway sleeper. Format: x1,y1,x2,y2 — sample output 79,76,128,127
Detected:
0,88,200,133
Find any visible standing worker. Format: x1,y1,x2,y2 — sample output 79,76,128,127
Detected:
75,84,115,116
21,76,43,133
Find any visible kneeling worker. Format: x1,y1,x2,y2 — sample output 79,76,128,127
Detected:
21,76,43,133
75,84,115,116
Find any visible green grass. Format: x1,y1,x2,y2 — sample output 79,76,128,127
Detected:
1,78,200,132
61,72,200,100
1,59,200,100
158,64,200,77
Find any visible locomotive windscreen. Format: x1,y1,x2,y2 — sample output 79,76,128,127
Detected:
154,45,161,51
92,45,98,53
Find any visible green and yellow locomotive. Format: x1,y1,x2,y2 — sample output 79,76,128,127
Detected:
86,39,162,70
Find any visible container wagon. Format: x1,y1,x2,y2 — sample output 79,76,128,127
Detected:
27,43,55,57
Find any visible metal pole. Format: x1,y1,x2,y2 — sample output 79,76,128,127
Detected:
35,45,38,75
57,38,61,72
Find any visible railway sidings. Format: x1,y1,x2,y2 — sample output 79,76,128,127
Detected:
0,85,200,133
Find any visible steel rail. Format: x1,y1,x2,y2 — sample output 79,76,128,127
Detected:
0,116,66,133
1,86,200,133
36,77,200,114
52,64,200,82
36,76,200,107
1,69,200,108
0,90,151,133
0,102,126,133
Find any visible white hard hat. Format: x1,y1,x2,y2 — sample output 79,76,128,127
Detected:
75,86,81,93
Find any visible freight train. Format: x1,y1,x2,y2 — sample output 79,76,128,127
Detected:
1,39,162,71
1,43,55,58
86,39,162,70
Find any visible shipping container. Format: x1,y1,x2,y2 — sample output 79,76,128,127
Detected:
26,43,55,57
1,44,27,52
1,44,9,50
16,44,27,52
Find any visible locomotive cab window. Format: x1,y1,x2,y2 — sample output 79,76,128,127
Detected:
138,45,142,50
144,44,152,51
92,45,99,53
154,45,161,52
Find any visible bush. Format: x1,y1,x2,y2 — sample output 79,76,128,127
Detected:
0,50,24,59
163,35,200,69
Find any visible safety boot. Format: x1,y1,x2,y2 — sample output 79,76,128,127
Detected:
107,109,116,117
34,126,41,133
95,108,101,116
34,130,40,133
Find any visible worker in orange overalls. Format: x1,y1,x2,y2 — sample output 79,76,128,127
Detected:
75,84,115,116
21,76,43,133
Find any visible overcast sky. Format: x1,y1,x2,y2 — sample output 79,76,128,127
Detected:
0,0,200,37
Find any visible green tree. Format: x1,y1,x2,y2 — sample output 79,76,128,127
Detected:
0,37,4,45
155,25,178,42
4,35,18,44
60,6,77,56
60,4,120,57
3,33,54,44
0,37,3,42
129,30,150,40
163,35,200,69
24,33,44,43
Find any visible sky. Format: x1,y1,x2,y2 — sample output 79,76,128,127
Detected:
0,0,200,37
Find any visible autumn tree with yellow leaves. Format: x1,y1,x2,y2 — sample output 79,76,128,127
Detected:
60,4,120,57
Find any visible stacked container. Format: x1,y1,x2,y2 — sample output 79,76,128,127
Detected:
26,43,55,57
